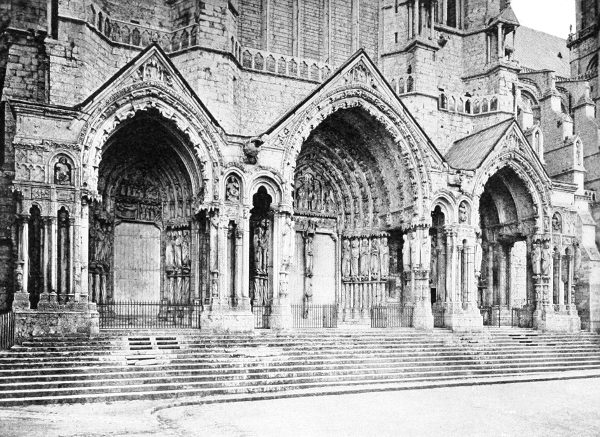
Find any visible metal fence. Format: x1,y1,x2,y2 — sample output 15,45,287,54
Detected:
0,311,15,350
252,305,271,329
292,304,338,328
370,305,413,328
98,301,201,329
512,307,534,328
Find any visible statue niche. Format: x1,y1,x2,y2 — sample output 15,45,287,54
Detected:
250,186,273,307
54,156,73,186
165,227,191,305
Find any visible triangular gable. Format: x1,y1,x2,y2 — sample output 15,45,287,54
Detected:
262,49,445,165
476,120,551,184
77,43,223,131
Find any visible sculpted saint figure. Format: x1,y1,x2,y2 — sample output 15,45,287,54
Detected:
402,234,411,271
350,238,360,278
359,237,370,279
165,231,175,267
458,202,468,223
370,238,380,281
54,157,72,185
574,242,582,279
341,239,351,279
225,176,240,202
181,231,190,267
304,233,314,276
541,241,551,276
253,225,263,274
474,237,483,278
379,237,389,278
281,215,294,269
531,242,542,275
260,219,270,272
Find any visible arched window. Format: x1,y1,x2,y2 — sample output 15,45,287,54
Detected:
440,93,448,110
97,12,103,32
490,96,498,111
447,0,457,28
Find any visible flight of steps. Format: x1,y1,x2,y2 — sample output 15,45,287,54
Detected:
1,328,600,406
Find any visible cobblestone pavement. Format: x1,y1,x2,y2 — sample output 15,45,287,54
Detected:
2,378,600,436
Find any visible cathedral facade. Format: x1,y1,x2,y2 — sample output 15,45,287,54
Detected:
0,0,598,338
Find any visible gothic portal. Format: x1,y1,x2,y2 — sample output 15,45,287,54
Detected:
2,0,599,338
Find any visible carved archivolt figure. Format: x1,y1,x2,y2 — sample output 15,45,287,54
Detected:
350,238,360,278
341,239,351,279
54,157,72,185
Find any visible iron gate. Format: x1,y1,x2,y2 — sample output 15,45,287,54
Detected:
292,304,338,328
98,301,202,329
252,305,271,329
371,305,413,328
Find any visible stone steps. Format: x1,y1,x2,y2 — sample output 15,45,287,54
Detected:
1,329,599,405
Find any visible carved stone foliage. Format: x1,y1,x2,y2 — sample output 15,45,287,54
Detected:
225,174,241,202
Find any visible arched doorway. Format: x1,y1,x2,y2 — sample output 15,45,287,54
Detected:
478,167,535,325
292,107,418,324
89,109,206,325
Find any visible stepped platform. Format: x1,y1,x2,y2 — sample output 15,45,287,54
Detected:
1,328,600,406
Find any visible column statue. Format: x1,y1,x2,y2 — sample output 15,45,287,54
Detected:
304,232,314,277
341,238,351,280
359,237,370,279
541,240,551,276
350,238,360,279
531,241,542,275
402,233,411,271
370,238,380,281
379,237,389,279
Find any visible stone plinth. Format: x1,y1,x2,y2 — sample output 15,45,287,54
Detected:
13,308,99,344
534,307,582,332
200,307,254,332
412,301,434,330
444,303,484,332
270,299,292,330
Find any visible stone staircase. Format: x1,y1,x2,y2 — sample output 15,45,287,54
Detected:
1,328,600,406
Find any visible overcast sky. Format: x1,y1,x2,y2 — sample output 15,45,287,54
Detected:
512,0,576,39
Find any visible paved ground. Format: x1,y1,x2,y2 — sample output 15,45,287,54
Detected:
2,378,600,436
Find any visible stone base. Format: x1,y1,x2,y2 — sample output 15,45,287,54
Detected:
412,302,434,330
200,308,254,332
270,300,292,330
534,308,581,332
14,308,99,344
445,303,484,332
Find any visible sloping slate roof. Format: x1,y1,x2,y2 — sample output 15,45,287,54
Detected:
514,26,570,77
497,6,520,26
445,118,514,170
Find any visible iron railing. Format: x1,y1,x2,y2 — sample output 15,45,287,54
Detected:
0,311,15,350
252,305,271,329
292,304,338,328
512,307,534,328
98,301,201,329
370,305,413,328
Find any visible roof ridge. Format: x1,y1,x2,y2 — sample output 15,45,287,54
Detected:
452,117,514,145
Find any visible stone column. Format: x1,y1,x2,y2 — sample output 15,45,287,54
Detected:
42,217,50,298
410,225,433,330
506,244,512,309
20,215,30,294
497,245,506,307
497,23,503,60
408,1,413,38
415,0,420,35
429,0,435,39
271,212,293,330
555,248,565,310
486,243,494,306
49,217,58,302
68,218,76,303
445,229,456,305
234,227,244,306
79,200,90,306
